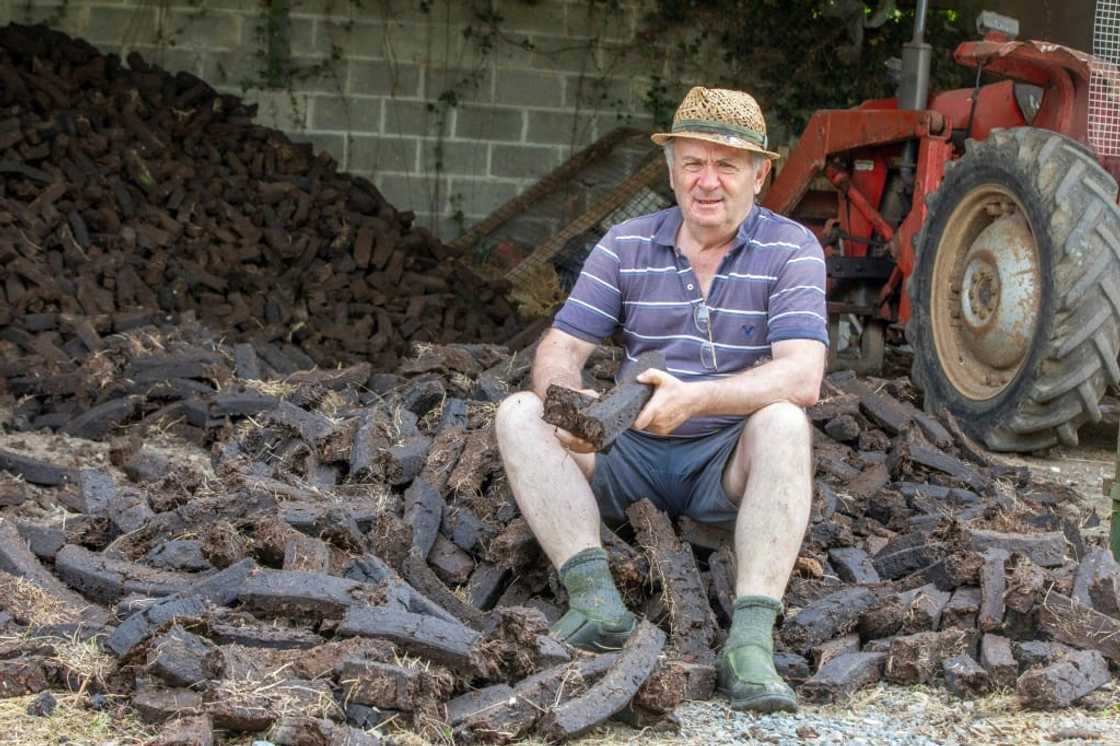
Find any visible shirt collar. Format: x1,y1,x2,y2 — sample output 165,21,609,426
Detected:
652,207,683,248
654,204,762,253
735,204,762,248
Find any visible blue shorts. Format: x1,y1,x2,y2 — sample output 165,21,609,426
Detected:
590,421,745,524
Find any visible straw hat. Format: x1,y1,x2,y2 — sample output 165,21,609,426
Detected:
651,86,780,160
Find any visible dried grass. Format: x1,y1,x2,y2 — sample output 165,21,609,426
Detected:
0,630,114,693
48,634,115,693
449,371,473,392
1039,588,1120,650
367,482,396,513
137,407,188,438
79,349,118,393
317,389,349,417
458,480,499,524
212,663,341,722
469,400,500,429
0,576,75,626
0,693,152,745
451,583,472,607
244,378,299,398
390,731,442,746
119,328,168,356
391,651,435,673
419,395,448,433
389,402,419,444
510,263,565,319
973,507,1035,534
408,341,435,360
411,711,457,746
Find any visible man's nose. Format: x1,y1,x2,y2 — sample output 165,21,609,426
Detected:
697,165,720,190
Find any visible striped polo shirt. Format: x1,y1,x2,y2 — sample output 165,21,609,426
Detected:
553,204,828,438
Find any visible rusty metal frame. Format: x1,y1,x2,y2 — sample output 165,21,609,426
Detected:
505,156,667,283
449,127,646,256
762,109,946,218
955,38,1091,142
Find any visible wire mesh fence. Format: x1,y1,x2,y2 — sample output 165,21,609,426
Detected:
1090,0,1120,156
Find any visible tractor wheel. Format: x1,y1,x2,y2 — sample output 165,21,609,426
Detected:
908,128,1120,451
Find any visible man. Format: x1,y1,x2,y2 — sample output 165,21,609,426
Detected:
495,87,827,714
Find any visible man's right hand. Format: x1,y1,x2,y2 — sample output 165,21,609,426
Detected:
551,388,599,453
553,426,596,454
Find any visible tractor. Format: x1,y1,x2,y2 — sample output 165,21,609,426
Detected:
762,1,1120,452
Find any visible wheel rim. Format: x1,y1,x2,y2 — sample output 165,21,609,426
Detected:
930,184,1042,401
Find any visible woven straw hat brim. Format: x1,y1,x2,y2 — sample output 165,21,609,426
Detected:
650,130,781,160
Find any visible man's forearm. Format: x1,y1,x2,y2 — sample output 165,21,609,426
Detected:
530,329,598,400
531,358,584,399
689,352,823,417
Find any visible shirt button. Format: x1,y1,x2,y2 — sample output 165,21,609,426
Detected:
687,283,694,290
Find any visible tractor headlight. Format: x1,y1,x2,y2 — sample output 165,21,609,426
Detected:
1014,83,1043,124
977,10,1020,39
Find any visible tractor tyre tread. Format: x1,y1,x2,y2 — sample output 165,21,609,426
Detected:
908,127,1120,452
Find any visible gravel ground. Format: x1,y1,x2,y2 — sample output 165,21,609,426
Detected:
572,684,1120,746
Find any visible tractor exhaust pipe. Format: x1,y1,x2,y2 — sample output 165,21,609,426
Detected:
899,0,931,193
912,0,928,40
899,0,932,110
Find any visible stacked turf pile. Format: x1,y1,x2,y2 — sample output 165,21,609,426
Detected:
0,22,519,387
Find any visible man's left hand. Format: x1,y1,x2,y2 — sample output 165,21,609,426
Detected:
633,369,698,435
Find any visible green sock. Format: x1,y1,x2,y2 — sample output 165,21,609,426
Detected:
558,547,629,623
725,595,782,657
720,595,795,710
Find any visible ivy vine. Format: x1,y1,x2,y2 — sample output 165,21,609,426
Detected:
643,0,979,135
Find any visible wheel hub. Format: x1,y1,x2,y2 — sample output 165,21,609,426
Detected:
962,259,999,325
930,187,1042,400
957,213,1039,370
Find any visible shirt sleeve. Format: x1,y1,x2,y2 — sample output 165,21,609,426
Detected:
551,236,623,344
767,230,829,346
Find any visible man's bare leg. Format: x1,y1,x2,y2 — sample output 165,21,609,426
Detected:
717,401,814,713
723,401,814,597
496,391,636,650
493,391,599,568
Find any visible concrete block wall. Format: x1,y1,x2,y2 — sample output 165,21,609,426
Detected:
2,0,717,238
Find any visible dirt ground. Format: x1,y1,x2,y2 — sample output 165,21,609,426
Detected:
1001,418,1117,534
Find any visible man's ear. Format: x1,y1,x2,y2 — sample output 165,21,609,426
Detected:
755,157,772,194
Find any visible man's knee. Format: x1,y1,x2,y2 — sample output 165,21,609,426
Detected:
725,403,812,496
495,391,543,447
745,402,811,449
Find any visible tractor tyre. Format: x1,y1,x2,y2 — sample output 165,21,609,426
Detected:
908,127,1120,452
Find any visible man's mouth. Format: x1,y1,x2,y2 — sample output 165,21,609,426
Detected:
695,197,723,206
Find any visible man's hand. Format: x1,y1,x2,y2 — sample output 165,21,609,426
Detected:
633,369,698,435
553,427,597,453
550,388,599,453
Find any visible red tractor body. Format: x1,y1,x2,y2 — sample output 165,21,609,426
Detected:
764,34,1104,328
762,19,1120,452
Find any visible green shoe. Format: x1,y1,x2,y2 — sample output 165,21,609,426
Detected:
550,608,637,652
718,643,798,713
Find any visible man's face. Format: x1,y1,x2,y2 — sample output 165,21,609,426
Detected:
669,138,771,236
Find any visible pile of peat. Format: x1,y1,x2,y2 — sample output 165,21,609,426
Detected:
0,326,1117,743
0,22,520,385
